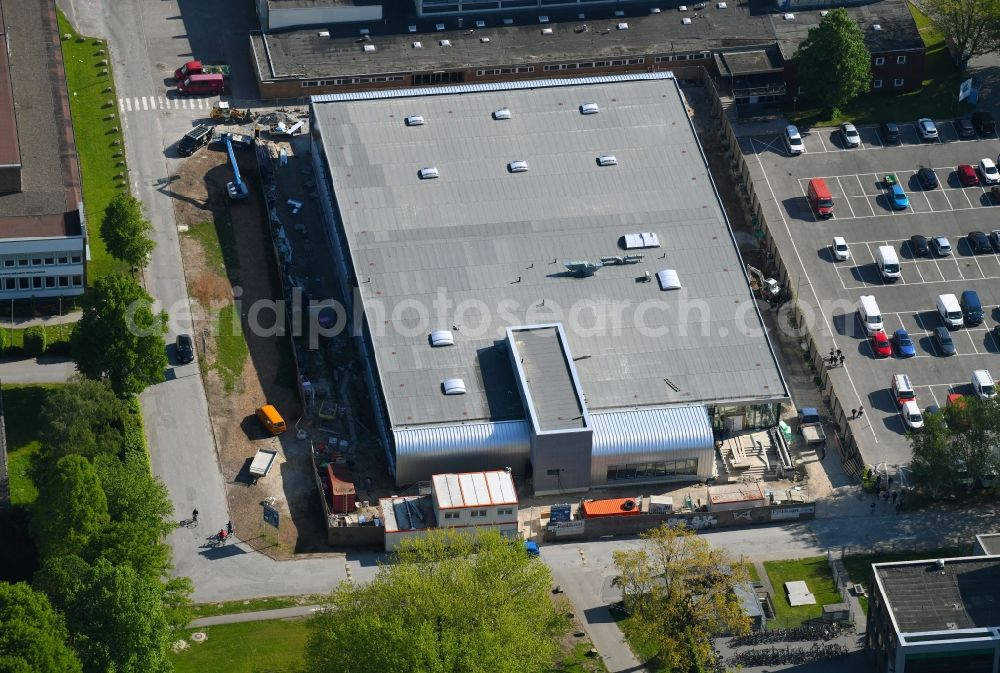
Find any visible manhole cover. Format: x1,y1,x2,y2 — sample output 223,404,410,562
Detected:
190,632,208,643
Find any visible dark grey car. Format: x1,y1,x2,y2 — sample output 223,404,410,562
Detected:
175,334,195,363
934,326,956,356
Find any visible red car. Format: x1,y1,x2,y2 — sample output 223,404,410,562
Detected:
871,330,892,358
958,164,980,186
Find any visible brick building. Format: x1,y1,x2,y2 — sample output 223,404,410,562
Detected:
250,0,923,102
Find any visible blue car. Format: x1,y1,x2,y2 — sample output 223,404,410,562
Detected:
893,328,916,358
890,184,909,210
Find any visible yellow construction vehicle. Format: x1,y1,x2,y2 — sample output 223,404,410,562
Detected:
210,101,253,123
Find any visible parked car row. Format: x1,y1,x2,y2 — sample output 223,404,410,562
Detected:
890,369,996,431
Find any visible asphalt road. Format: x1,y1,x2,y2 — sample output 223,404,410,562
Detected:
744,120,1000,467
0,356,76,383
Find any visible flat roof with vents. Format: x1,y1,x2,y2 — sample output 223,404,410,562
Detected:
508,325,588,432
311,74,787,429
874,556,1000,636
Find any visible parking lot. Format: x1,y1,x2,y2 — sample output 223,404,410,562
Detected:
743,119,1000,464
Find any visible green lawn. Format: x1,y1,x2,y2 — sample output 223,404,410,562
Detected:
215,303,247,392
2,385,59,505
617,615,659,668
183,217,239,277
763,557,842,628
842,547,966,614
793,4,965,126
1,322,74,354
170,620,307,673
745,562,761,583
57,12,129,282
171,618,607,673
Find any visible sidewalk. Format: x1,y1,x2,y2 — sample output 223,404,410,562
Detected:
0,310,81,328
189,604,322,628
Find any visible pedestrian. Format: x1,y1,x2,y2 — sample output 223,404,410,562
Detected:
891,491,898,504
870,502,876,514
191,508,199,523
895,502,901,513
820,445,826,460
876,474,883,489
858,405,865,417
838,354,846,366
851,408,857,419
226,520,234,536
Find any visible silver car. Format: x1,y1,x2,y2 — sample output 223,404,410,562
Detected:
840,122,861,148
918,118,939,140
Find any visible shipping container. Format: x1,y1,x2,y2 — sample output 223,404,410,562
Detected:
581,497,641,518
326,464,357,514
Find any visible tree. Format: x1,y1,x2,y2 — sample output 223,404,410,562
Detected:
99,194,156,270
613,524,750,672
63,559,172,673
794,8,872,116
22,326,45,356
30,455,110,560
71,273,167,396
35,379,129,469
305,529,567,673
909,398,1000,495
0,582,82,673
923,0,1000,67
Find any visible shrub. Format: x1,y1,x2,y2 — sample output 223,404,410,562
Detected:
23,326,47,356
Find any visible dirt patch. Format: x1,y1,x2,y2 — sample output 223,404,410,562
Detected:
170,140,313,559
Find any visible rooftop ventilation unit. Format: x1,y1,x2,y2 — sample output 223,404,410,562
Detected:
872,23,882,30
440,39,451,46
597,155,618,166
508,160,529,173
679,4,688,9
442,378,467,395
783,12,794,19
617,22,629,30
682,17,692,24
650,7,661,12
820,9,828,16
436,23,446,30
476,19,486,27
565,261,602,277
503,18,514,25
408,25,417,32
429,330,455,347
615,9,625,16
656,269,681,290
419,167,439,179
580,102,600,115
539,15,549,22
541,27,553,34
413,41,422,48
318,30,330,37
405,115,425,126
493,108,512,120
363,44,376,52
623,232,661,249
480,37,490,43
359,28,370,35
717,1,727,7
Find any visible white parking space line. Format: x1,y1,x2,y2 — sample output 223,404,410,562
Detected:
141,97,149,111
816,133,828,153
963,330,982,354
836,177,858,219
854,175,877,216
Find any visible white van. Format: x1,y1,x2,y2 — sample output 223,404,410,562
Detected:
858,295,883,335
936,294,963,329
891,373,916,408
900,400,924,429
876,246,900,281
972,369,996,399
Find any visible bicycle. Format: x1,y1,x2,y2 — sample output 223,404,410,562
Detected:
180,517,198,529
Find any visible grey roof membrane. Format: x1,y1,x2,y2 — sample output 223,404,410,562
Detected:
313,75,787,428
253,0,921,80
878,558,1000,634
511,326,586,431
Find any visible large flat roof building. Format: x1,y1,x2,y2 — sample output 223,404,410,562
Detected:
867,555,1000,673
310,73,787,492
251,0,922,98
0,0,87,299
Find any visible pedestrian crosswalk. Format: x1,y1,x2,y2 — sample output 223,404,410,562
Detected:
118,95,219,114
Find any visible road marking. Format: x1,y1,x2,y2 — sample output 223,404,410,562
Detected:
751,140,876,444
133,97,140,111
854,175,877,216
158,96,166,109
119,98,126,113
141,97,149,111
836,177,858,219
815,132,828,153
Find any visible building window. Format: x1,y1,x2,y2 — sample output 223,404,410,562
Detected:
17,258,27,267
444,511,459,520
71,256,82,264
18,278,28,289
57,256,68,265
896,55,906,64
894,78,904,87
2,259,12,268
301,80,320,88
606,458,699,481
873,79,883,89
45,276,55,288
58,276,68,287
412,72,462,85
497,508,514,516
30,257,42,266
44,256,54,265
31,277,41,289
874,56,885,66
470,509,487,518
72,275,83,286
3,278,12,290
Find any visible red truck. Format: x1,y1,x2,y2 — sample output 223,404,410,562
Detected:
173,60,230,80
176,73,225,95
